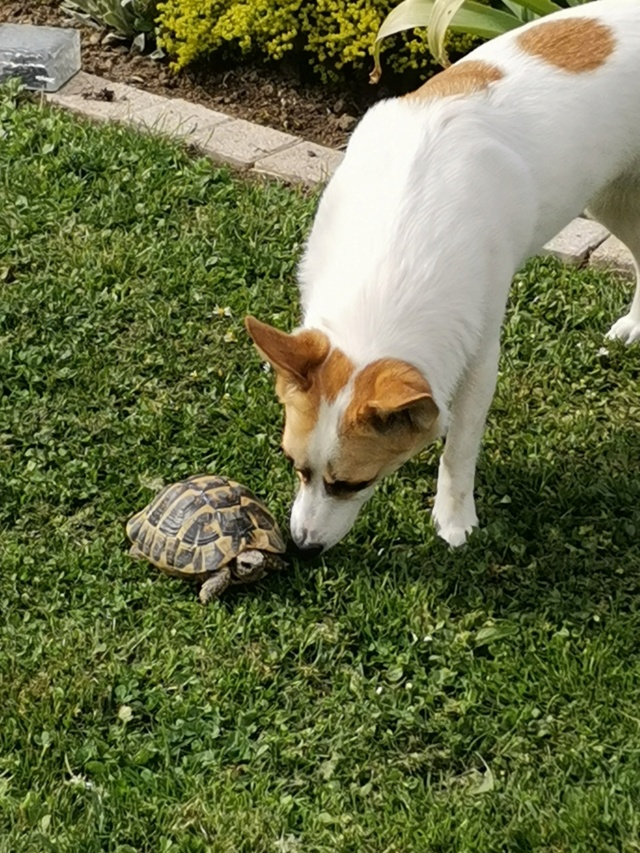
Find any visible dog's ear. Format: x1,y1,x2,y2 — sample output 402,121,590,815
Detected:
245,316,330,391
348,359,438,433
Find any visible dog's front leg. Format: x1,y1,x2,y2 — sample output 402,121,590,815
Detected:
432,339,500,548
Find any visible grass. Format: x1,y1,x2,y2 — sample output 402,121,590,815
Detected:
1,86,640,853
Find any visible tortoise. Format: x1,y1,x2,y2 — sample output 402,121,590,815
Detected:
126,474,286,602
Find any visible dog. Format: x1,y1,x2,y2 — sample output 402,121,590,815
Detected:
246,0,640,554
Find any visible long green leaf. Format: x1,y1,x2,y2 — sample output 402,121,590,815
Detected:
429,0,474,66
428,0,562,64
371,0,519,82
515,0,562,14
501,0,534,22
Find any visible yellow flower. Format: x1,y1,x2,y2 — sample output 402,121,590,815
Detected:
157,0,479,79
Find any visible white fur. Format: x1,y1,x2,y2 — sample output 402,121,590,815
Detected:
291,477,374,552
290,383,377,550
291,0,640,550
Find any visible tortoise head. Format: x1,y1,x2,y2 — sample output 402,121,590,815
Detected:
234,549,267,582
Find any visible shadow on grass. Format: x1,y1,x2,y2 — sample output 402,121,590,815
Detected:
272,423,640,623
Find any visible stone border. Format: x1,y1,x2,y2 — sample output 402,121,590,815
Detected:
45,71,634,276
46,71,344,186
542,217,634,278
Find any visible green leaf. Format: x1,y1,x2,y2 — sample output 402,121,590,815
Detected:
475,623,518,647
515,0,562,14
468,765,495,795
371,0,519,82
501,0,538,22
118,704,134,723
428,0,472,67
387,665,404,682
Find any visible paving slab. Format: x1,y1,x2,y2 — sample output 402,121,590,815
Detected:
133,97,231,141
254,140,345,185
47,70,164,123
589,235,636,278
196,118,299,169
542,217,609,265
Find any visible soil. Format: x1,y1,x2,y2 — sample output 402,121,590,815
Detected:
0,0,397,148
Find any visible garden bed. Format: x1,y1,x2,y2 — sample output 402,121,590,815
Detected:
0,0,388,147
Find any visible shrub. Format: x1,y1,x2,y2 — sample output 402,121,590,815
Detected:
373,0,594,79
62,0,159,48
156,0,479,81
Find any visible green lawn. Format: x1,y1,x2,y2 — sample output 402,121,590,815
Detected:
1,86,639,853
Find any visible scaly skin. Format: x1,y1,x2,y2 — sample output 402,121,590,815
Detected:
199,566,232,603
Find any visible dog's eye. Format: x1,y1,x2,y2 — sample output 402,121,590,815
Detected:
281,447,295,466
281,448,312,484
324,478,373,498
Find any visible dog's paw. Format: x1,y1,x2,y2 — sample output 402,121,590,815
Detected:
606,313,640,345
432,492,478,548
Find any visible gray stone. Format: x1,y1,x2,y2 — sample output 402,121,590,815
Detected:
133,97,231,140
589,235,636,278
542,217,609,265
196,118,299,169
0,23,80,92
337,114,357,132
47,71,165,123
254,141,345,186
46,72,333,181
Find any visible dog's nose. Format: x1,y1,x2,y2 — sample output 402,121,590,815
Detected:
294,542,324,559
290,525,325,558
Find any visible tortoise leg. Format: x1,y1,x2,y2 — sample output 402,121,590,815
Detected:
128,543,146,561
264,554,285,573
199,567,231,604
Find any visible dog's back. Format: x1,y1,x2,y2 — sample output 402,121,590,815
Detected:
466,0,640,242
301,0,640,379
248,0,640,553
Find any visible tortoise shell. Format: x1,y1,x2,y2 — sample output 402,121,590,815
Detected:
126,475,285,580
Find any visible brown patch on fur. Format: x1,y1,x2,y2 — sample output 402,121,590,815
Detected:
280,357,439,476
517,18,615,73
329,430,414,484
343,359,436,427
279,383,319,465
280,349,354,460
320,349,354,403
408,60,503,101
334,358,439,482
245,316,329,391
247,319,439,478
246,316,356,464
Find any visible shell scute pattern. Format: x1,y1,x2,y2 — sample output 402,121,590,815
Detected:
146,482,183,529
150,535,166,564
246,502,280,535
126,475,286,594
180,509,220,547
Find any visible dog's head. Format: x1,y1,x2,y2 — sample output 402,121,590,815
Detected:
246,316,440,552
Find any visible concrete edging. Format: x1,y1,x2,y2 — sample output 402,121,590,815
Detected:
45,71,635,275
45,71,344,186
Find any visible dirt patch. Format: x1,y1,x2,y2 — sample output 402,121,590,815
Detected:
0,0,396,148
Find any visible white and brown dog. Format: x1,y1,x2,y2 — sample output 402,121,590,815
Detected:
246,0,640,554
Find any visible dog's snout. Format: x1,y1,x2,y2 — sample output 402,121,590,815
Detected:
290,481,369,553
295,542,324,559
291,527,324,558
